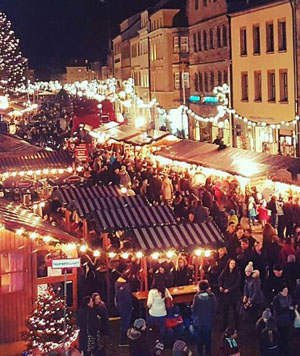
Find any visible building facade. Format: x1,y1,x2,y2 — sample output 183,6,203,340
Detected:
187,0,231,144
229,0,296,155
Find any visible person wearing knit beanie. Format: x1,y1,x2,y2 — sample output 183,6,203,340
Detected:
244,261,254,276
172,340,192,356
262,308,272,322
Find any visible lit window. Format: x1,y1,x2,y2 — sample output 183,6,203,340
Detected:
0,252,24,294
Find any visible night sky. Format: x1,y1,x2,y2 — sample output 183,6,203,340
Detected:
0,0,159,72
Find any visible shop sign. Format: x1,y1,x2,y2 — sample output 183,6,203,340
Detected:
203,96,218,104
75,143,88,162
250,174,267,189
52,258,81,269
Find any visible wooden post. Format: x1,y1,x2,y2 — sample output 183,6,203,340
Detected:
65,209,71,233
142,256,148,291
83,220,88,240
194,257,199,285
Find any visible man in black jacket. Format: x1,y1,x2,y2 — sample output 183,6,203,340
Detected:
192,280,217,356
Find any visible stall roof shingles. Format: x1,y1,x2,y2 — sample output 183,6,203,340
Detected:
156,140,300,182
0,199,75,241
0,150,73,173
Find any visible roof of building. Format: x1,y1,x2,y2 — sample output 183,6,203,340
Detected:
0,133,43,157
227,0,286,13
156,140,300,185
0,199,75,241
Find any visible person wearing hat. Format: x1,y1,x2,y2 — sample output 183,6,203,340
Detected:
172,339,192,356
259,317,280,356
127,318,150,356
228,209,239,226
243,262,264,323
192,280,217,356
219,327,240,356
264,263,287,304
272,285,294,355
255,308,272,335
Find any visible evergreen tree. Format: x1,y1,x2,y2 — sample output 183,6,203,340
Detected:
0,10,26,94
25,288,78,354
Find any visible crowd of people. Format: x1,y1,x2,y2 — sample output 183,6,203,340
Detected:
68,145,300,356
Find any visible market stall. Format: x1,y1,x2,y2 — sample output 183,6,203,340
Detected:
0,199,78,351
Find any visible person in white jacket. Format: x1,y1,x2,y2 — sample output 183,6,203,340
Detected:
147,276,172,341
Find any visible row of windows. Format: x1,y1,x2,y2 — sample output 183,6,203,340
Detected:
241,70,288,103
132,71,149,88
151,17,163,31
173,36,189,54
240,20,287,56
194,70,228,92
192,25,227,52
195,0,217,11
131,40,148,58
174,72,190,90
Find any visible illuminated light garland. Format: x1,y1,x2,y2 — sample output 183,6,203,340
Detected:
185,84,298,129
0,166,73,181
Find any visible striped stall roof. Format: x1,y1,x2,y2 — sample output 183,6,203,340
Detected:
92,205,177,231
75,195,148,217
0,150,73,173
132,222,223,251
54,185,120,205
0,199,75,241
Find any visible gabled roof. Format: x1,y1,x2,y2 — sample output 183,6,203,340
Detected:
0,133,43,157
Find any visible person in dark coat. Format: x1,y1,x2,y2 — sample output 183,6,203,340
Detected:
78,296,103,356
283,197,294,238
253,241,268,285
283,254,300,295
259,317,280,356
218,259,241,330
272,285,294,356
115,270,134,346
267,196,277,228
243,262,264,324
91,293,109,337
127,318,150,356
263,265,286,305
174,256,193,286
172,192,187,222
267,235,282,272
193,200,209,224
216,246,229,276
192,280,217,356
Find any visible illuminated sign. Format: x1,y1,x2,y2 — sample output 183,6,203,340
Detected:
189,95,201,102
203,96,219,104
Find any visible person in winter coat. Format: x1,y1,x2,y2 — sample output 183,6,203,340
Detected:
77,296,103,356
127,318,150,356
263,265,286,305
255,308,272,335
278,238,296,268
248,196,257,225
147,276,172,341
161,174,173,204
283,254,300,295
218,259,241,330
115,271,134,346
259,316,280,356
266,196,277,228
219,327,240,356
272,285,294,355
243,262,264,323
192,280,217,356
174,256,193,286
91,293,109,353
172,339,192,356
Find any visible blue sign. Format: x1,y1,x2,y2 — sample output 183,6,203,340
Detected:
189,95,201,102
203,96,219,104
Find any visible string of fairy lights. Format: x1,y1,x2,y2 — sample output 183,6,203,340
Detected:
16,79,300,131
0,219,214,260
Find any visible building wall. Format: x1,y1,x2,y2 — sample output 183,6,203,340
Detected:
64,66,97,83
187,0,230,141
231,1,295,124
113,36,122,81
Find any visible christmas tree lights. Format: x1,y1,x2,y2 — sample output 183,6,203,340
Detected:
24,288,78,354
0,10,26,94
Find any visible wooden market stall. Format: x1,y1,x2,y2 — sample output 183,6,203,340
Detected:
0,199,78,355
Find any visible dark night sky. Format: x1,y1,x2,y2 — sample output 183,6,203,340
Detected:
0,0,159,72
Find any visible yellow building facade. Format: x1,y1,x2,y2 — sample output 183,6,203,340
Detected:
231,0,296,155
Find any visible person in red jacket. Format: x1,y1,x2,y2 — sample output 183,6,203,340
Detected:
278,238,296,267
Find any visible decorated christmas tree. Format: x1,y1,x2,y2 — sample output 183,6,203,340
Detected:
0,10,26,94
24,288,79,354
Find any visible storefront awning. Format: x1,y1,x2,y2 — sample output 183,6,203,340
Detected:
53,185,120,206
156,140,300,183
0,199,75,241
132,222,223,251
91,205,176,231
75,195,149,217
106,124,143,142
